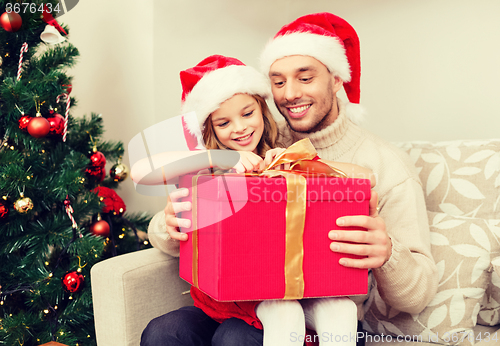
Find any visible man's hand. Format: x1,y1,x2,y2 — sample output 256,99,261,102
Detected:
164,188,192,241
328,191,392,269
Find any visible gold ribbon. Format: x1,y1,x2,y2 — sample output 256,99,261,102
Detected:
191,176,199,288
283,172,306,299
190,139,346,299
266,139,348,178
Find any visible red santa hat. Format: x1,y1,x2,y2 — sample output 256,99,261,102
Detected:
180,55,271,149
260,13,363,123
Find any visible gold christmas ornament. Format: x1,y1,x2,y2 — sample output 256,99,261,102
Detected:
14,195,34,213
109,162,129,182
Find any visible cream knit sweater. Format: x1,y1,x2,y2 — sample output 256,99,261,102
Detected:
147,99,438,320
276,99,438,319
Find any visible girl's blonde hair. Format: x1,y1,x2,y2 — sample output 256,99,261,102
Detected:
202,95,278,157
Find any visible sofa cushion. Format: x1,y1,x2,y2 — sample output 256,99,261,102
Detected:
363,212,499,345
395,139,500,328
395,139,500,220
477,233,500,327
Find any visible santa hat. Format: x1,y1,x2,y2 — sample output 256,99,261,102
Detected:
180,55,271,149
260,12,363,123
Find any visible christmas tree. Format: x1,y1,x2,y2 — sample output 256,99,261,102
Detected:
0,1,152,345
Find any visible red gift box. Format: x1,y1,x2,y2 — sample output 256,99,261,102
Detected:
178,172,370,302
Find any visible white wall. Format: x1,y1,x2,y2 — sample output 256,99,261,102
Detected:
63,0,500,214
62,0,166,215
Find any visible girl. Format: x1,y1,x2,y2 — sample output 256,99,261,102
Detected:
135,55,374,346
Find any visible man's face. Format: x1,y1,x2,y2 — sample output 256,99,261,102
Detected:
269,55,343,133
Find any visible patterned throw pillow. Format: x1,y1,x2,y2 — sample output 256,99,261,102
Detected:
395,139,500,327
363,212,500,345
478,269,500,326
395,140,500,220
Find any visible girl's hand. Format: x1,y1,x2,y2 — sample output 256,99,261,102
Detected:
263,148,286,167
263,148,290,171
233,151,265,173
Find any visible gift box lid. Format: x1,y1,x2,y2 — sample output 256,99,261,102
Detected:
189,174,371,203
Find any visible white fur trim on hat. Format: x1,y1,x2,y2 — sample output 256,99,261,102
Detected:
181,111,205,149
181,65,271,134
344,101,365,125
260,32,351,81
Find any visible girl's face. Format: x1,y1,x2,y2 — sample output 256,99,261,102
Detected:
210,94,265,153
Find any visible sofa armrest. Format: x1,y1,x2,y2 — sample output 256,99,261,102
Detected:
91,248,193,346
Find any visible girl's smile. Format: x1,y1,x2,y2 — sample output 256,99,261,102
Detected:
232,131,254,146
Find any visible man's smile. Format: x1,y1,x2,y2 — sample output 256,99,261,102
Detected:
286,104,312,118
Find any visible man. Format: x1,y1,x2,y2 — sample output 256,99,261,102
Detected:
145,12,438,346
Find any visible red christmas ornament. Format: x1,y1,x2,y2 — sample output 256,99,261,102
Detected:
86,148,106,181
0,12,22,32
18,115,32,131
62,271,85,293
98,167,106,181
85,165,106,181
92,186,127,215
47,113,65,136
90,219,110,237
27,117,50,138
85,167,98,176
89,151,106,167
0,199,8,219
62,84,72,94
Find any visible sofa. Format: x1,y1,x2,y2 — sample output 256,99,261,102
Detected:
91,139,500,346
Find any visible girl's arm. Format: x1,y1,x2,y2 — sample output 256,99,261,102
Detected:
131,151,198,185
130,149,241,185
132,149,376,187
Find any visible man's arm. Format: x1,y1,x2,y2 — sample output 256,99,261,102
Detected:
163,188,190,241
147,188,191,257
319,159,377,188
329,178,439,314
